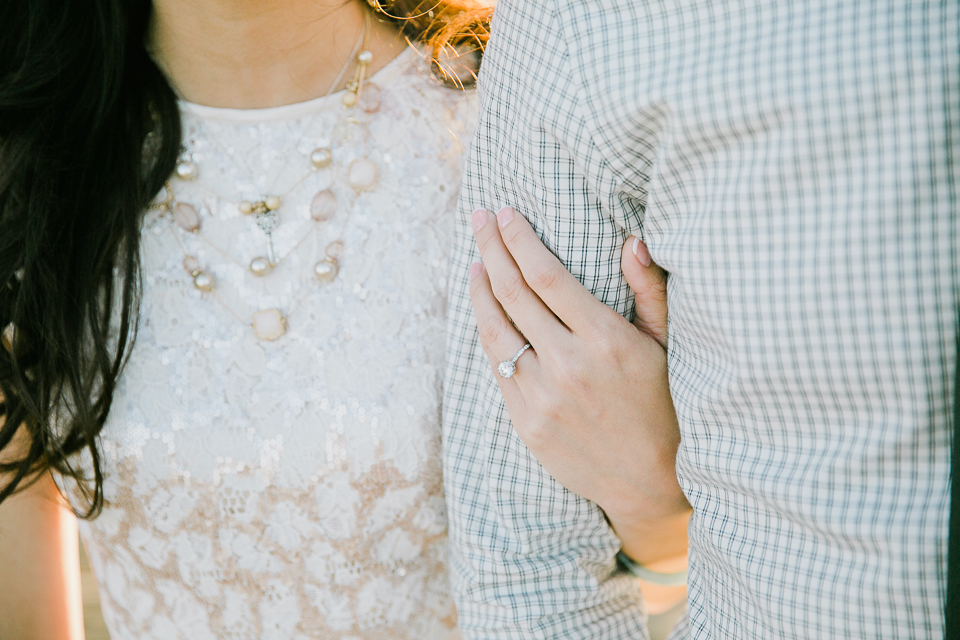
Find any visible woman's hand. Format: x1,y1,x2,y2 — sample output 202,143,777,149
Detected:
468,207,690,564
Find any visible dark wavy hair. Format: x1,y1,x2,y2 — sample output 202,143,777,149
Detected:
0,0,491,517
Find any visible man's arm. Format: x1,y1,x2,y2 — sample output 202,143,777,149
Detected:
442,1,660,637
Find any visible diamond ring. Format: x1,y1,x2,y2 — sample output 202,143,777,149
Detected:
498,343,532,379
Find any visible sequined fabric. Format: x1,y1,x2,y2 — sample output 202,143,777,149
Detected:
75,49,475,640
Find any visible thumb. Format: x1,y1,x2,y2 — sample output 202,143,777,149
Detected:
622,236,669,350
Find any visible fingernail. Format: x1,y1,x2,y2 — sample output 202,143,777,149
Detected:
496,206,515,229
632,237,652,267
469,262,483,281
472,209,488,232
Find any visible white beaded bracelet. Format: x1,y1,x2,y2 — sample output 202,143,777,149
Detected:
617,551,688,587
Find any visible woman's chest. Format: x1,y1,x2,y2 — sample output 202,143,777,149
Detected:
101,107,466,490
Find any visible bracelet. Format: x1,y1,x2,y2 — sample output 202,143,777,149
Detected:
617,551,688,587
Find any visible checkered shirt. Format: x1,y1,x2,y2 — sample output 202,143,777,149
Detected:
442,0,960,638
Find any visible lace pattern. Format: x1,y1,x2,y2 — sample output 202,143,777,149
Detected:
74,49,475,640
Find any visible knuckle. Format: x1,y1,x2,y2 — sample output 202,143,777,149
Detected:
594,335,621,362
552,359,584,390
599,308,625,331
636,268,668,299
537,392,566,422
550,358,573,383
493,272,526,306
549,354,597,397
528,259,565,292
474,229,499,254
653,266,669,289
478,315,510,346
518,417,551,450
645,278,668,302
467,270,486,297
581,312,618,345
500,222,524,245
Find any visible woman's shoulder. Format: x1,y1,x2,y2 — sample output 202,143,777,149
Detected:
384,46,479,109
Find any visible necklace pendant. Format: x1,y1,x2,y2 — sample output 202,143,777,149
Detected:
265,234,278,265
310,189,338,221
255,209,278,233
173,202,201,232
175,161,198,181
255,209,280,265
193,270,216,292
252,309,286,341
347,159,378,192
359,82,381,113
249,256,273,277
310,148,332,169
183,256,201,275
314,257,339,283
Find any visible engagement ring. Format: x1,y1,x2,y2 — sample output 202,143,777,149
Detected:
498,343,532,379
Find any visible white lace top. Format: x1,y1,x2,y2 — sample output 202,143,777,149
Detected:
75,49,475,640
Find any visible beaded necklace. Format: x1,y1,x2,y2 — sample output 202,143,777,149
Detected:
151,14,384,342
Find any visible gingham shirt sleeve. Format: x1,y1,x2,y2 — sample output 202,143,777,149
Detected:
441,1,652,639
444,0,959,639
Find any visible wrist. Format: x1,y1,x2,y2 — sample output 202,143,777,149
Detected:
598,429,687,525
607,507,691,566
601,481,691,527
617,550,688,587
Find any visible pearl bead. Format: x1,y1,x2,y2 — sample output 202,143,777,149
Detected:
314,258,339,283
239,201,254,215
2,323,16,355
358,50,373,65
252,309,286,341
265,195,282,211
342,91,358,107
310,147,332,169
347,159,378,191
359,83,381,113
175,161,197,180
249,256,272,277
325,240,344,258
182,256,201,275
173,202,200,232
193,271,215,292
310,189,338,221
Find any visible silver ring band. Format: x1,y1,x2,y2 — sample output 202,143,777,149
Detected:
498,343,532,379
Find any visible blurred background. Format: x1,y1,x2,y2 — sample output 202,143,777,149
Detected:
79,540,108,640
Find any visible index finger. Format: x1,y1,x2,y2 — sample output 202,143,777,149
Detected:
495,207,613,335
472,208,569,348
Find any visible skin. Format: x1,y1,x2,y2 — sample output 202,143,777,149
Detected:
467,206,692,569
0,422,84,640
148,0,407,108
0,2,406,638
